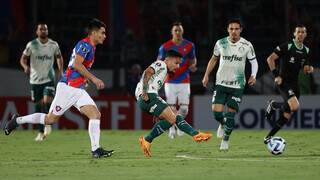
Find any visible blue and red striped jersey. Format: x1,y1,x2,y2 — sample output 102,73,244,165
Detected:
60,37,96,88
157,39,195,83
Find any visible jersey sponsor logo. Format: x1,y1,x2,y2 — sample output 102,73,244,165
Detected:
296,50,303,54
221,80,240,86
222,55,242,62
36,55,53,61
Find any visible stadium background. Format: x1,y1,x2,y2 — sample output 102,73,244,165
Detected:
1,0,320,130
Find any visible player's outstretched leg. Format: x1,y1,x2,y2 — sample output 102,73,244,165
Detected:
174,115,212,142
213,111,225,138
4,114,19,135
139,120,172,157
216,118,226,138
264,114,288,144
265,100,276,122
219,112,235,151
139,136,152,157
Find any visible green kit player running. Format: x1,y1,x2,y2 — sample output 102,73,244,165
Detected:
202,19,258,151
135,50,212,157
20,23,64,141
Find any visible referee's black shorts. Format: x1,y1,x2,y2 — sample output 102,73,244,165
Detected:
276,82,300,101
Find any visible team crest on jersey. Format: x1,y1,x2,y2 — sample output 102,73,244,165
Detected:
238,46,245,53
55,106,62,112
289,57,295,63
288,89,294,96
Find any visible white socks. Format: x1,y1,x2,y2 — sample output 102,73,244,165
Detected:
88,119,101,151
16,113,46,125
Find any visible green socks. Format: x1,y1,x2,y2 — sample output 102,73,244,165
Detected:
145,115,199,143
175,115,198,136
223,112,236,141
145,120,172,143
213,111,224,124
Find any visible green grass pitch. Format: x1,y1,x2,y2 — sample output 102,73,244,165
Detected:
1,130,320,180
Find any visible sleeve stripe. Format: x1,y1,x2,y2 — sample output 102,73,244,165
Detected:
248,57,256,61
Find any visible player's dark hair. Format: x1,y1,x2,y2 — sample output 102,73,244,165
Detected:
227,18,242,28
35,22,47,31
87,18,106,35
166,50,183,58
172,21,182,27
294,23,307,32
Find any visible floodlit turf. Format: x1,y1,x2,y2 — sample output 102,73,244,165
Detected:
1,130,320,180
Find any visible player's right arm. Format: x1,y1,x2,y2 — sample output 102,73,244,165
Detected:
73,54,104,90
20,42,31,74
267,43,285,85
141,66,155,101
202,54,218,88
157,45,166,61
20,54,30,74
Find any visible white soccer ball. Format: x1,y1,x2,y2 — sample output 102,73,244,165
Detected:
267,136,286,155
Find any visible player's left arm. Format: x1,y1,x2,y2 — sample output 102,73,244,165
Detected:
303,50,313,74
303,65,314,74
56,54,64,78
54,44,64,78
157,45,166,61
248,59,258,86
247,44,258,86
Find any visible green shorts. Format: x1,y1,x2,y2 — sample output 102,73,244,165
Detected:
212,85,244,111
137,93,168,117
30,81,55,102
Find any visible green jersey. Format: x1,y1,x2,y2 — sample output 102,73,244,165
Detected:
135,60,167,98
213,37,256,89
23,38,61,84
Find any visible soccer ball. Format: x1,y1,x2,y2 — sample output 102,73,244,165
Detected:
266,136,286,155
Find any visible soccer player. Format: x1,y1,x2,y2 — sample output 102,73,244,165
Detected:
157,22,197,139
202,19,258,151
263,24,313,144
5,19,114,158
136,50,212,157
20,23,63,141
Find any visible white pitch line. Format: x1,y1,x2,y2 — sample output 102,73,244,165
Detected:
176,154,320,163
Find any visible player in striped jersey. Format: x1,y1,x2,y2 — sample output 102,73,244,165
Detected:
5,19,114,158
157,22,197,139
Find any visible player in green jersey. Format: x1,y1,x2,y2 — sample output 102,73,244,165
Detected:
20,23,64,141
202,19,258,151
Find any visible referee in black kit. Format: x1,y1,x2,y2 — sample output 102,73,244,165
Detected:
263,24,314,144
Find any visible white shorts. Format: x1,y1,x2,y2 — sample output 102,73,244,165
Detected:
164,83,190,106
49,82,96,116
